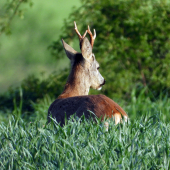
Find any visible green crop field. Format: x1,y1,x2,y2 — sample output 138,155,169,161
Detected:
0,104,170,169
0,90,170,169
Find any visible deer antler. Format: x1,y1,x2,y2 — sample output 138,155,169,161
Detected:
74,21,96,48
87,25,96,48
74,21,87,41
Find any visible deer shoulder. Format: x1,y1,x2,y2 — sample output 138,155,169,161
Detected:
48,22,128,126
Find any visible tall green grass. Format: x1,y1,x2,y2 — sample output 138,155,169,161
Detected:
0,89,170,169
123,88,170,123
0,113,169,169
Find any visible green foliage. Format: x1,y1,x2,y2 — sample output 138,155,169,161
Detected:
0,114,170,169
0,0,80,93
0,0,33,35
0,70,68,113
124,88,170,123
30,95,54,124
50,0,170,99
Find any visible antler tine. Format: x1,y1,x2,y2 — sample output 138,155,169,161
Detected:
87,25,96,48
74,21,82,40
74,21,87,41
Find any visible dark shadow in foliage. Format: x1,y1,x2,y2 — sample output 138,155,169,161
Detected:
0,69,68,114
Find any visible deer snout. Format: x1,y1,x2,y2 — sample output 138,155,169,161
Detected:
97,79,105,91
102,79,106,85
100,79,105,86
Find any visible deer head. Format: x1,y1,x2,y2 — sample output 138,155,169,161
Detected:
59,22,105,98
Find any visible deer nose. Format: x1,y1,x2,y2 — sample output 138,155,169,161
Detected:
101,79,105,86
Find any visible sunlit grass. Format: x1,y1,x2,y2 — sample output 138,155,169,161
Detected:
0,90,170,169
0,112,169,169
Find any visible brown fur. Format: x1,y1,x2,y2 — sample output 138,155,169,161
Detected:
48,94,127,126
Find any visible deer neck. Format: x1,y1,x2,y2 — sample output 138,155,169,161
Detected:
58,65,90,99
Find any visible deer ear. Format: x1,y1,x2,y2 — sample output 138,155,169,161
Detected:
62,39,78,60
81,37,93,61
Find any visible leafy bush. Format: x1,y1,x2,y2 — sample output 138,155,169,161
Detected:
0,0,33,35
50,0,170,99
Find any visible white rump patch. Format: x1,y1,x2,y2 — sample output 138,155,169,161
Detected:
104,122,109,132
104,114,128,132
123,116,128,122
114,113,121,125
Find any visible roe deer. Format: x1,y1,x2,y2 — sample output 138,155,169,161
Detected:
48,22,128,126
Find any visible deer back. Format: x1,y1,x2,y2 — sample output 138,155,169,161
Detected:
48,94,127,126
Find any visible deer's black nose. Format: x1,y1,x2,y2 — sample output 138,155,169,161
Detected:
101,79,105,86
